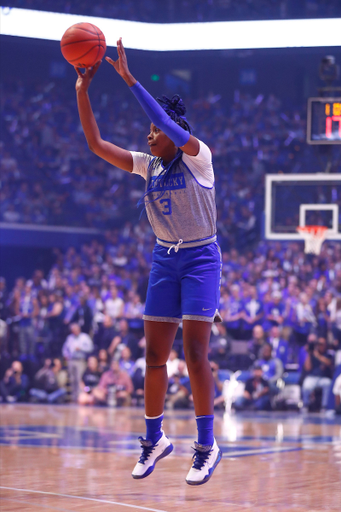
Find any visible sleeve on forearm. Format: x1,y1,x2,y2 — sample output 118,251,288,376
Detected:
62,342,69,359
84,337,94,353
270,359,283,382
130,82,190,147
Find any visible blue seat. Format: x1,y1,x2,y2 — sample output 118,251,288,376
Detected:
217,369,231,382
236,371,252,382
283,371,301,385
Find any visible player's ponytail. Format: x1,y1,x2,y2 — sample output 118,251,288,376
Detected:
156,95,192,134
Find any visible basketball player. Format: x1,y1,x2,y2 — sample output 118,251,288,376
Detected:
75,38,222,486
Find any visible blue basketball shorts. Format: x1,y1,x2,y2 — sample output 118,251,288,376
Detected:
143,242,222,323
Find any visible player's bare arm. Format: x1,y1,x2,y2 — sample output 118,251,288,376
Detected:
75,63,133,172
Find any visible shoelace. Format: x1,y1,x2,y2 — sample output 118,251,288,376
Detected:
167,239,183,254
191,444,212,470
137,437,155,464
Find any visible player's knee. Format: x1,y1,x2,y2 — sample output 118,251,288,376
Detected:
185,345,206,370
146,348,166,367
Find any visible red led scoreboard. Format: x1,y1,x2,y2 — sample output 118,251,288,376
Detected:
307,97,341,144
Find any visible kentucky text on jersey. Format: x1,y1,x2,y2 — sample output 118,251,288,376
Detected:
149,173,187,192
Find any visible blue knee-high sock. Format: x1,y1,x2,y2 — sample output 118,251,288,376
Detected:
196,415,214,446
145,413,164,444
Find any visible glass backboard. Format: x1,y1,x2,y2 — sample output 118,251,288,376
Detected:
265,174,341,240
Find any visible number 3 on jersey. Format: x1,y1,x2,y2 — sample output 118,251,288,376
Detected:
160,198,172,215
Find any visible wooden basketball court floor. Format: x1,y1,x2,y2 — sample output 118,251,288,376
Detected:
1,404,340,512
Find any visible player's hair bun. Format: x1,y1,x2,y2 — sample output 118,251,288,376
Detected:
156,94,192,133
157,94,186,117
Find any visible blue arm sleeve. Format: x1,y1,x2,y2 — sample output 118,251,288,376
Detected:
130,81,190,147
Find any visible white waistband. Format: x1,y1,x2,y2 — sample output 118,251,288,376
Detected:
156,234,217,249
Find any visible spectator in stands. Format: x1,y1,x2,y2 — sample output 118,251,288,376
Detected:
241,286,263,340
107,318,140,360
62,285,77,323
62,323,94,402
5,286,21,355
256,342,283,393
71,294,93,334
119,346,135,377
35,293,51,350
29,357,67,403
89,286,105,332
0,317,7,353
210,361,225,410
248,325,266,361
0,278,8,349
166,360,191,410
263,291,285,332
223,285,243,340
301,337,333,412
95,314,117,352
233,365,271,411
166,348,181,378
78,355,102,405
27,270,48,295
19,284,38,357
298,333,317,377
258,272,279,299
293,292,316,347
105,284,124,321
330,298,341,355
87,266,102,289
98,348,110,373
131,337,146,405
315,297,330,340
268,325,289,368
46,292,65,356
92,359,134,406
0,277,8,321
124,291,144,320
236,207,257,250
0,361,29,403
208,322,230,368
333,371,341,414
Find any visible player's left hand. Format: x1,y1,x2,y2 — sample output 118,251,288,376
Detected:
105,38,136,87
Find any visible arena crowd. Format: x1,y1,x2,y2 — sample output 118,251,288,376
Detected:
0,237,340,413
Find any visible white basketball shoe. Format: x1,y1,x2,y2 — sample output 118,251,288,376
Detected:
132,431,173,479
186,438,222,486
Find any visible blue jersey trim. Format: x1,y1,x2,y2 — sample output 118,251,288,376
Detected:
181,160,214,190
147,156,158,172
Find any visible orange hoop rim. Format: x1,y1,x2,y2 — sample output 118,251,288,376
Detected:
296,225,329,254
296,225,329,237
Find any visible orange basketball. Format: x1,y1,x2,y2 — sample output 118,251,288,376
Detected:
60,23,106,68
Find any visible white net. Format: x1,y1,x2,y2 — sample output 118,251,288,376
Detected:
296,226,328,255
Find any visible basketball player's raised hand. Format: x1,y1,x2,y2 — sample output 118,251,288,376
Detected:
74,61,102,93
105,38,136,87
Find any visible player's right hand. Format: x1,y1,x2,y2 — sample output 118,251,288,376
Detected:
75,61,102,93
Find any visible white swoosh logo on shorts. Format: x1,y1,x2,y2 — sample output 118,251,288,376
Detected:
202,308,212,311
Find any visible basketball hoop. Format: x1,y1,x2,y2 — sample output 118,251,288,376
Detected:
296,225,328,255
